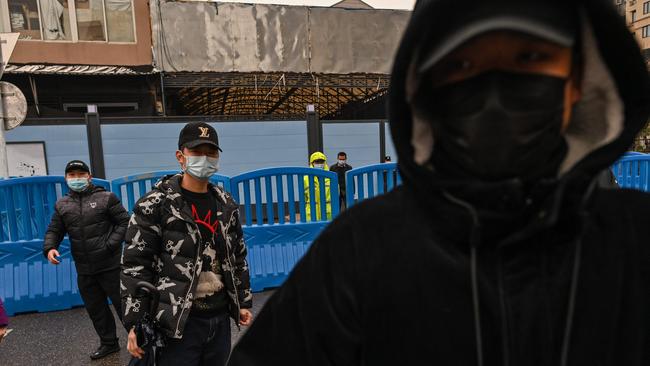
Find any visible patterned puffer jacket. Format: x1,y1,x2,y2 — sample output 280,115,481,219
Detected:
120,174,252,338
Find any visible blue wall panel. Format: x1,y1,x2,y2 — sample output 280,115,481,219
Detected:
4,125,90,175
101,121,308,180
323,123,380,169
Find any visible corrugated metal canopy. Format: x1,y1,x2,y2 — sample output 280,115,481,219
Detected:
152,2,410,74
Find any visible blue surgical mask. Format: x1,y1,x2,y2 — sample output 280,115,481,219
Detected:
183,154,220,180
67,178,90,192
313,163,325,170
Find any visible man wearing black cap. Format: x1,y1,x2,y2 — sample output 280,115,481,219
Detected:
43,160,129,360
230,0,650,365
122,122,253,365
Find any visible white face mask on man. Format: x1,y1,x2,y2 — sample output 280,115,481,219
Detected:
182,154,220,180
66,178,90,192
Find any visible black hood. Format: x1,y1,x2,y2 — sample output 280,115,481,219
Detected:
389,0,650,203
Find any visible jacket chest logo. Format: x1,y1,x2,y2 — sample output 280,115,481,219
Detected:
89,202,97,209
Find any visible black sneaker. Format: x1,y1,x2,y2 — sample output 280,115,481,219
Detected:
90,343,120,360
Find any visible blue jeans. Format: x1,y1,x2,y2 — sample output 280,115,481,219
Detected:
159,313,231,366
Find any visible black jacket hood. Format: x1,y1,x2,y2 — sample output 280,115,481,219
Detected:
390,0,650,204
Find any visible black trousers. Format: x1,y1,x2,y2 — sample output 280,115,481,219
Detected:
77,268,122,346
339,189,347,210
159,313,231,366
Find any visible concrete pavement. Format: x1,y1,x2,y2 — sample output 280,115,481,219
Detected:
0,292,273,366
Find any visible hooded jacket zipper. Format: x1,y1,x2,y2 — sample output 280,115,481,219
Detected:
496,249,512,366
442,191,486,366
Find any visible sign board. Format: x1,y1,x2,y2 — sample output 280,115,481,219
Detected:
0,33,19,76
0,82,27,130
7,142,48,177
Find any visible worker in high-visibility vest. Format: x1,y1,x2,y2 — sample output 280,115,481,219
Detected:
304,151,332,221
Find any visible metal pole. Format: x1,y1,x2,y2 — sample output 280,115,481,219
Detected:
0,87,8,178
85,111,106,179
159,71,167,116
0,37,8,178
379,121,387,163
306,106,322,155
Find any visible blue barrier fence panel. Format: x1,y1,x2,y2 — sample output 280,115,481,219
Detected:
0,176,108,315
613,155,650,192
230,167,339,291
243,222,328,292
111,171,180,213
111,171,232,213
346,163,401,207
3,166,344,311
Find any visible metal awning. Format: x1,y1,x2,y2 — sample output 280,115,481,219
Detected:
4,64,155,75
165,72,390,118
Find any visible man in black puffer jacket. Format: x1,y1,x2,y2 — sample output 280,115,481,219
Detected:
43,160,129,360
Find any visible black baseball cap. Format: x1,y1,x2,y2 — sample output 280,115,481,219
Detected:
65,160,90,174
417,0,578,74
178,122,222,151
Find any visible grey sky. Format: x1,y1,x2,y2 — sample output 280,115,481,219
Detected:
214,0,415,10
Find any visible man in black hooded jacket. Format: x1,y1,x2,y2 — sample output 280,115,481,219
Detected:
229,0,650,365
43,160,129,360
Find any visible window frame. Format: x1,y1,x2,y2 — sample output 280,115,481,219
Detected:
102,0,138,44
644,1,650,15
0,0,136,44
643,25,650,38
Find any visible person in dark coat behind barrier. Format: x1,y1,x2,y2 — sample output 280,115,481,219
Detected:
43,160,129,360
229,0,650,365
329,152,353,209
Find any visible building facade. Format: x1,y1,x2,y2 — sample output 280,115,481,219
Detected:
625,0,650,52
0,0,155,118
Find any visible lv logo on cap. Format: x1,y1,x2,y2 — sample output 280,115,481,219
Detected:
199,127,210,138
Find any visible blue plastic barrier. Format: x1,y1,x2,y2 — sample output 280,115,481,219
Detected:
346,163,401,207
1,168,346,313
612,154,650,192
230,167,339,291
111,170,232,213
0,177,109,316
8,155,649,316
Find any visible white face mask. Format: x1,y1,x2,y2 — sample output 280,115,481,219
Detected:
182,154,220,180
338,160,346,165
66,178,90,192
313,163,325,170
